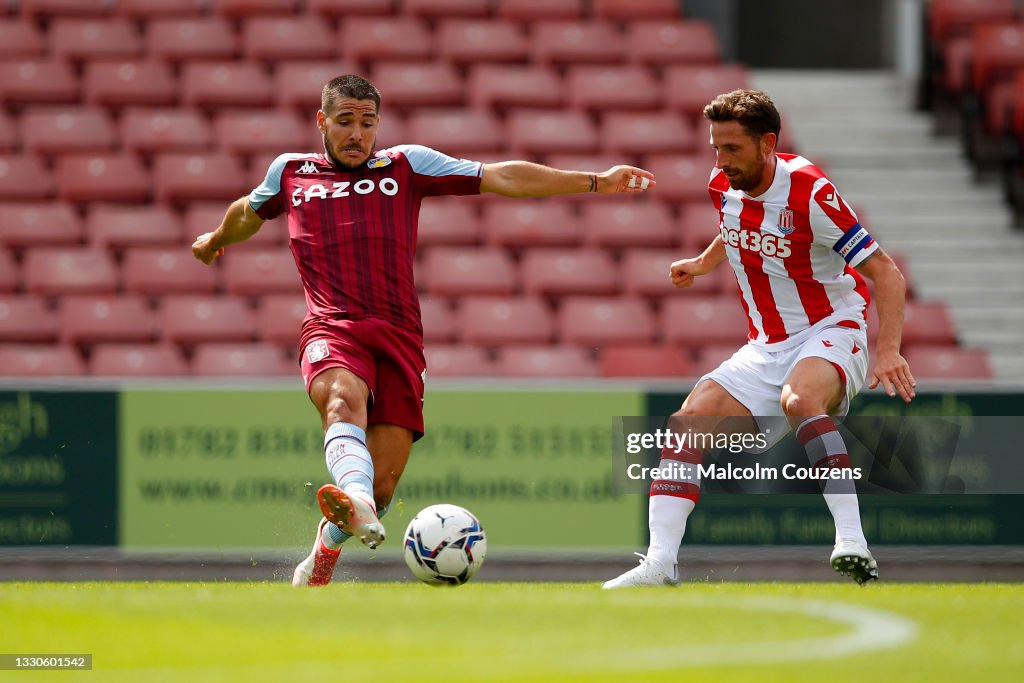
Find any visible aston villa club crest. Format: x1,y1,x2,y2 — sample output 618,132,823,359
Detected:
367,156,392,169
777,207,795,234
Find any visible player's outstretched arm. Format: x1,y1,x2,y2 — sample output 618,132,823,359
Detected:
856,249,916,402
480,161,655,198
191,196,265,265
670,235,726,289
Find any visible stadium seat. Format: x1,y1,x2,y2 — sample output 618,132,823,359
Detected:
420,295,456,343
0,344,84,376
405,110,503,158
593,0,680,20
558,296,656,346
185,200,283,247
581,202,677,249
20,0,109,20
0,60,79,104
308,0,394,16
222,247,302,296
531,21,624,65
623,21,720,66
663,65,751,118
903,346,994,379
424,344,495,377
58,295,157,345
641,155,716,203
55,155,150,202
417,199,480,246
544,153,633,174
498,0,583,21
159,295,257,345
456,296,555,345
122,247,220,296
342,17,434,63
22,248,118,296
84,61,178,107
520,248,618,296
213,111,307,155
86,205,183,250
182,62,273,108
495,346,598,378
661,297,749,347
419,247,518,296
146,18,239,61
49,18,143,61
693,343,740,375
118,0,206,19
0,19,46,58
0,297,59,342
20,107,115,155
600,112,694,155
897,301,959,347
212,0,299,17
89,343,188,376
153,154,249,203
622,248,733,299
0,250,18,293
241,16,335,61
506,110,598,155
969,22,1024,95
678,202,722,251
483,201,582,247
272,61,357,110
468,65,564,110
600,344,696,378
0,111,13,151
369,63,464,109
403,0,489,19
0,203,83,248
255,294,306,346
436,20,530,64
566,66,661,111
191,342,293,376
121,108,212,153
0,155,54,200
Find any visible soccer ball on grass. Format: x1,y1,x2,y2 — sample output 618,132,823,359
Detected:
403,504,487,585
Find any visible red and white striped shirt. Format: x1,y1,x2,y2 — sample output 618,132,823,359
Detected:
709,153,876,348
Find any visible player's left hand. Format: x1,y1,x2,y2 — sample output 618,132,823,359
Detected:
597,166,656,194
869,349,916,402
191,232,225,265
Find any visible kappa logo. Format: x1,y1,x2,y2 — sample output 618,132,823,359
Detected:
297,160,318,174
305,339,330,363
367,156,392,169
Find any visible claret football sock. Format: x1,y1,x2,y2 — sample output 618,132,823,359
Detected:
646,444,702,570
796,415,867,547
324,422,375,502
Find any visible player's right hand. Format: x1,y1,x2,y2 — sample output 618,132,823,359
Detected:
191,232,225,264
669,257,709,288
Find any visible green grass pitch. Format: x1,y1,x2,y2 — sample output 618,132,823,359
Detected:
1,582,1021,682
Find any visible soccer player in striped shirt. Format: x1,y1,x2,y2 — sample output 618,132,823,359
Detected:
191,74,655,586
604,89,915,588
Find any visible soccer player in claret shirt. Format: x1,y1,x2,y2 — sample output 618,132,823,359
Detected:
191,74,655,586
603,89,916,589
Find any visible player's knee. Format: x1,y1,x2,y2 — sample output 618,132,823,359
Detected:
323,392,363,424
780,389,825,418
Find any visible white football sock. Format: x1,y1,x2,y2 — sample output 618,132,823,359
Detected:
796,415,867,546
646,445,702,571
324,422,374,503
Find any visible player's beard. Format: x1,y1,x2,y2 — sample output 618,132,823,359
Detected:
725,158,765,193
323,135,372,169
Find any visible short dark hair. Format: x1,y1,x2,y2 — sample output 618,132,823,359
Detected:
321,74,381,113
703,89,781,139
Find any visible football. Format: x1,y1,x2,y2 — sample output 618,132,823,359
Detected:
403,504,487,586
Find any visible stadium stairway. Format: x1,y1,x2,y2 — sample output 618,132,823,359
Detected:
754,70,1024,381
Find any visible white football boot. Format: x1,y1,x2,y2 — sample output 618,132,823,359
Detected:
602,553,681,589
317,484,386,549
830,539,879,584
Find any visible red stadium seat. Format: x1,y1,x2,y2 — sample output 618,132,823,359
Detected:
121,108,212,153
418,199,480,246
214,111,307,155
0,297,58,342
255,294,306,346
622,249,733,298
495,345,598,377
22,248,118,296
929,0,1016,45
0,344,84,376
0,156,54,200
49,18,143,61
342,17,433,63
241,16,335,61
520,248,618,296
662,297,749,347
191,342,293,376
970,22,1024,94
84,61,177,107
420,247,518,296
118,0,206,18
0,111,14,152
0,250,18,293
86,205,183,250
641,155,715,203
678,202,722,251
468,65,564,110
558,296,656,346
59,295,157,345
566,66,661,111
942,35,974,96
20,0,109,20
89,343,187,376
55,155,151,202
498,0,583,21
580,202,677,249
122,247,220,296
600,112,694,155
694,343,741,375
483,201,582,247
898,301,959,347
600,344,696,378
0,19,46,58
506,110,597,155
153,154,249,203
272,61,357,110
308,0,395,17
436,20,529,65
405,110,503,158
424,344,495,377
593,0,680,20
0,60,79,104
420,295,456,343
187,197,285,246
146,18,238,61
222,247,301,296
403,0,489,19
20,107,115,155
663,64,751,118
0,203,83,248
903,346,994,379
544,153,631,173
531,21,624,65
623,21,720,66
370,63,464,109
456,296,555,345
182,62,273,108
160,296,257,346
212,0,299,17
